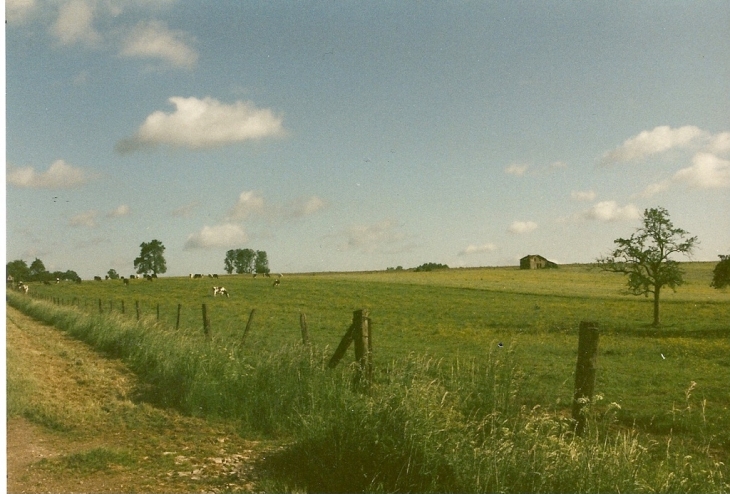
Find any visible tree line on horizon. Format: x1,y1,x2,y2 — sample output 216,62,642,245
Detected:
224,248,270,275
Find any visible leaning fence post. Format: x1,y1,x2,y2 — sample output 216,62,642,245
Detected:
135,300,140,321
572,321,599,436
241,309,256,345
176,304,181,330
300,311,310,345
202,303,211,339
353,309,372,389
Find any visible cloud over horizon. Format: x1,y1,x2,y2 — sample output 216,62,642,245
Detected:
458,243,497,256
7,160,95,189
600,125,706,165
116,96,284,152
184,223,248,250
578,201,640,222
507,221,537,234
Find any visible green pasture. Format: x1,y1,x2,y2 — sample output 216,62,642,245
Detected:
24,263,730,449
11,262,730,491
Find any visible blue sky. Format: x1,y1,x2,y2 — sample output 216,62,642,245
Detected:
5,1,730,278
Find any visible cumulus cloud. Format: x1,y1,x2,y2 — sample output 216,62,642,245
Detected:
458,243,497,256
579,201,640,222
69,210,98,228
673,152,730,189
342,219,414,254
7,160,95,189
120,21,198,69
227,190,266,221
505,163,529,176
637,152,730,197
507,221,538,234
107,204,130,218
571,190,596,201
600,125,706,165
51,0,101,46
116,96,284,152
184,223,248,250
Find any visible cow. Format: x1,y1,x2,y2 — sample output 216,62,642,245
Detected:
212,286,229,298
123,278,129,286
193,274,203,279
273,279,280,287
94,276,102,281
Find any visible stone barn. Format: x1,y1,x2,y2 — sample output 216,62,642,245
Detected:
520,254,558,270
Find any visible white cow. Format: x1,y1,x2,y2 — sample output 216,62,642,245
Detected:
212,286,229,298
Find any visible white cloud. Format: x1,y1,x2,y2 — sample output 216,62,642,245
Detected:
601,125,706,165
116,96,284,152
505,163,529,176
51,0,101,46
120,21,198,69
7,160,95,189
706,132,730,155
171,201,200,218
342,219,413,254
571,190,596,201
507,221,537,234
458,243,497,256
283,196,326,219
227,190,266,221
6,0,38,23
579,201,640,222
69,210,99,228
637,152,730,197
184,224,248,250
107,204,131,218
673,152,730,189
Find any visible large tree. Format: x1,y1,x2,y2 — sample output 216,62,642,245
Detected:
6,259,30,281
711,255,730,289
597,207,698,326
254,250,270,275
134,239,167,276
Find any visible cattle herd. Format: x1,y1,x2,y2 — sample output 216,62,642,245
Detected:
8,272,285,299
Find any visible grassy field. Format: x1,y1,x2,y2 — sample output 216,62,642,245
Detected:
10,262,730,492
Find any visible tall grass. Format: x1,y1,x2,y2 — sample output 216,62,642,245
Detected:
8,292,727,492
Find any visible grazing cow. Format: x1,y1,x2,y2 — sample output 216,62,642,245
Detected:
17,282,29,294
56,277,61,284
273,279,280,287
189,273,193,279
213,274,219,279
145,275,153,281
94,276,102,281
152,273,158,279
193,273,203,279
252,273,257,278
212,286,229,298
123,278,129,286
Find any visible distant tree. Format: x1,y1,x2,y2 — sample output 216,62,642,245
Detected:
236,248,257,274
6,259,30,281
29,258,49,281
597,207,698,326
224,250,237,274
414,262,449,272
711,255,730,289
107,269,120,280
62,270,81,282
134,239,167,276
254,250,270,275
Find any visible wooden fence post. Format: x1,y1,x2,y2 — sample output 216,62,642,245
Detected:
241,309,256,344
572,321,599,436
300,311,310,345
98,299,103,314
327,323,355,368
156,303,160,322
121,300,125,314
176,304,181,330
135,300,140,321
202,303,211,339
352,309,372,388
109,300,113,312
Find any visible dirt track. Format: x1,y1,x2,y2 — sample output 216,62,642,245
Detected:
6,304,278,493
